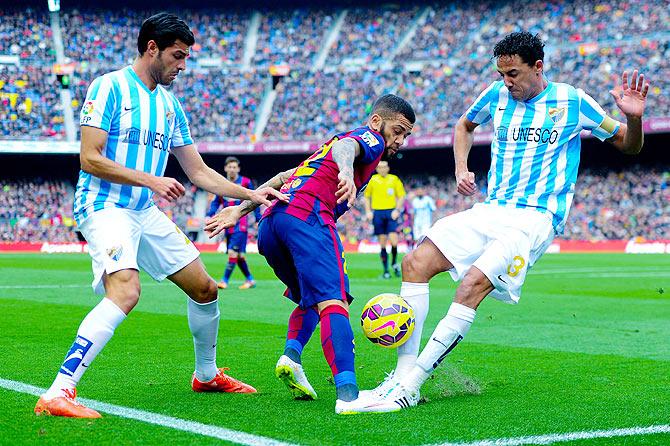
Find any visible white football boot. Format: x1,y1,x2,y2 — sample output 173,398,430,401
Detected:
384,381,420,410
335,393,400,415
275,355,317,400
358,370,398,400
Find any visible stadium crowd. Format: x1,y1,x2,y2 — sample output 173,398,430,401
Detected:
1,168,667,243
0,180,77,242
1,1,669,141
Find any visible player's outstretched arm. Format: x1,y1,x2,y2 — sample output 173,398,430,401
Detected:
80,126,185,202
453,116,478,196
332,138,361,207
173,144,288,206
607,70,649,155
203,168,294,238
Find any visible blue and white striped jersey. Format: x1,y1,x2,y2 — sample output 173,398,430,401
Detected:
465,80,620,233
73,66,193,225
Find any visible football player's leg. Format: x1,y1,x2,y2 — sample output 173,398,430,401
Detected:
39,270,134,412
169,258,257,393
285,305,319,364
389,230,400,276
235,233,254,286
395,238,452,376
317,300,357,402
258,215,318,398
221,247,237,287
378,233,389,277
402,266,489,393
38,209,141,417
169,257,220,381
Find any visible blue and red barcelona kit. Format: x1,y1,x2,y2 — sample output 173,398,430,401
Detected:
259,126,385,308
207,176,261,253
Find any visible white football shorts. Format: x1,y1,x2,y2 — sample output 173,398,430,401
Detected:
413,222,431,241
425,203,554,304
79,206,200,294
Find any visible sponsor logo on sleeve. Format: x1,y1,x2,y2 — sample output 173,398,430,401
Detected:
361,131,380,147
82,101,94,116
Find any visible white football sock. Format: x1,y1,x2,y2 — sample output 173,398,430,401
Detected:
395,282,429,377
188,298,220,382
405,302,476,392
45,298,127,399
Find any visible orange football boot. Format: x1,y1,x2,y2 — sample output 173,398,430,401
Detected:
34,389,101,418
238,280,256,290
191,367,257,393
217,282,228,290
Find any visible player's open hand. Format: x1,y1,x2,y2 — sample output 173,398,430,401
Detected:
610,70,649,119
456,170,476,196
149,176,185,203
204,206,242,238
336,172,357,207
248,187,289,207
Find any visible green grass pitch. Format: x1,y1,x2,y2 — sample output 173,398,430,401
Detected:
0,252,668,445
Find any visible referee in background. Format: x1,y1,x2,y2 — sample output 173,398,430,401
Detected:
364,160,406,279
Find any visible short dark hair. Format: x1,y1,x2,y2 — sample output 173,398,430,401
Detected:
493,32,545,66
225,156,240,166
372,94,416,124
138,13,195,56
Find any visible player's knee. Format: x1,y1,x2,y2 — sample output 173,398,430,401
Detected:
454,271,491,308
105,270,141,312
402,251,427,281
195,278,218,303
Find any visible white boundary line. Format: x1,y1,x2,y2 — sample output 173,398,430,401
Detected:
428,424,670,446
0,378,298,446
2,377,669,445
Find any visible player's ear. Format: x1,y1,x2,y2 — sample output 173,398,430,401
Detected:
535,60,543,76
369,113,382,132
147,40,158,57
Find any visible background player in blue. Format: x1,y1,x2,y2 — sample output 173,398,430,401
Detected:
206,156,261,290
35,13,287,418
205,94,416,414
367,32,649,410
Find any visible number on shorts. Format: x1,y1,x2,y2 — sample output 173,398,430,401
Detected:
507,255,526,277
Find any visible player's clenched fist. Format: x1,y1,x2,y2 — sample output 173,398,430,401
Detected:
148,176,185,202
455,170,476,196
204,205,242,238
248,186,289,207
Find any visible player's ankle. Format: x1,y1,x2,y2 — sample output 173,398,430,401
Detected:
283,347,302,364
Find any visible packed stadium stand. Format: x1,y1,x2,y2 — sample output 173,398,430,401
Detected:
0,0,669,244
1,1,669,141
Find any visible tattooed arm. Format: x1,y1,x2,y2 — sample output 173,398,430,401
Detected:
332,137,361,207
204,168,294,238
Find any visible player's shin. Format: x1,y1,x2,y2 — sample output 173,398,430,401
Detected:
391,246,398,266
187,298,220,382
396,282,429,376
237,257,253,281
45,298,127,399
380,248,389,273
222,258,237,284
405,302,476,392
319,305,357,401
284,306,319,363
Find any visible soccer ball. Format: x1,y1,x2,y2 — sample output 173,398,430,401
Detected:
360,293,415,348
